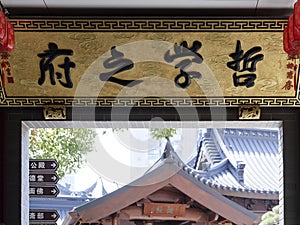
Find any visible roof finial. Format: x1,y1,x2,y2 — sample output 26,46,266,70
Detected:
100,177,108,196
162,139,174,159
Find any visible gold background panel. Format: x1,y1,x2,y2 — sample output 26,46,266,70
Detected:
6,31,294,98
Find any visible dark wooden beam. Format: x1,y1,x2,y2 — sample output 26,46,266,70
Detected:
120,206,208,222
170,172,260,224
78,177,170,222
148,189,185,203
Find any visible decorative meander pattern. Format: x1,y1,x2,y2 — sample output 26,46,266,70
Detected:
11,19,287,32
1,96,300,107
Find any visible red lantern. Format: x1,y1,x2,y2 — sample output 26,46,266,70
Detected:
284,21,300,59
288,15,300,51
293,1,300,50
0,3,14,89
294,0,300,30
284,27,297,58
283,1,300,58
0,8,7,47
0,20,14,53
294,5,300,42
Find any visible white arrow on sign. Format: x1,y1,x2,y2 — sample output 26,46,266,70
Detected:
51,213,57,219
51,162,57,168
51,188,57,194
51,175,57,181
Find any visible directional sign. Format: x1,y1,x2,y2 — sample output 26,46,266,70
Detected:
29,185,59,198
29,172,59,184
29,209,60,223
29,159,59,171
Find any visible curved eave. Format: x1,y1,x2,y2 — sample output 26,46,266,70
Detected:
183,164,278,199
212,187,279,200
212,128,280,193
63,211,81,225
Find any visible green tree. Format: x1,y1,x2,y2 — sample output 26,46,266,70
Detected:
259,205,279,225
30,128,97,178
150,128,177,140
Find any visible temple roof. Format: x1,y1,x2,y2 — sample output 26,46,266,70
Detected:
61,127,280,224
62,140,260,225
187,128,279,198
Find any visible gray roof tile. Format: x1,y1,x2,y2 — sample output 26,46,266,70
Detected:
190,128,279,196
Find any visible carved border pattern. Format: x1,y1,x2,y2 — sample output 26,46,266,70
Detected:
11,19,286,32
1,97,300,107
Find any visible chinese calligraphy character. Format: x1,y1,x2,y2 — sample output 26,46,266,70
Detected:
287,70,294,79
37,175,44,182
227,40,264,88
38,42,75,88
282,80,293,90
284,60,297,91
29,212,36,220
0,56,13,88
164,41,203,88
29,187,36,195
156,206,163,213
30,162,37,169
36,188,44,195
167,206,174,214
286,62,297,71
37,212,44,220
38,162,45,169
29,174,36,182
99,46,142,87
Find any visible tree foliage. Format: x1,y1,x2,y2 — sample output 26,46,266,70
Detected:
30,128,97,178
150,128,177,140
29,128,176,179
259,205,279,225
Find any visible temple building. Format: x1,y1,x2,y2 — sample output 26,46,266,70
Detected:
61,128,280,225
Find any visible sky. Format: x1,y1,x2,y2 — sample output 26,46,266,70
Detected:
58,128,199,196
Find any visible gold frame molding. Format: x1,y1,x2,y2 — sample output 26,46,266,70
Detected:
1,18,295,108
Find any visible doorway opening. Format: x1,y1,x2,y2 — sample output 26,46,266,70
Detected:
22,121,283,225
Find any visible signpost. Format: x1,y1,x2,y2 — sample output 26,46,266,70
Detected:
29,159,60,223
29,185,60,198
29,173,59,184
29,209,59,224
29,159,60,198
29,159,59,171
